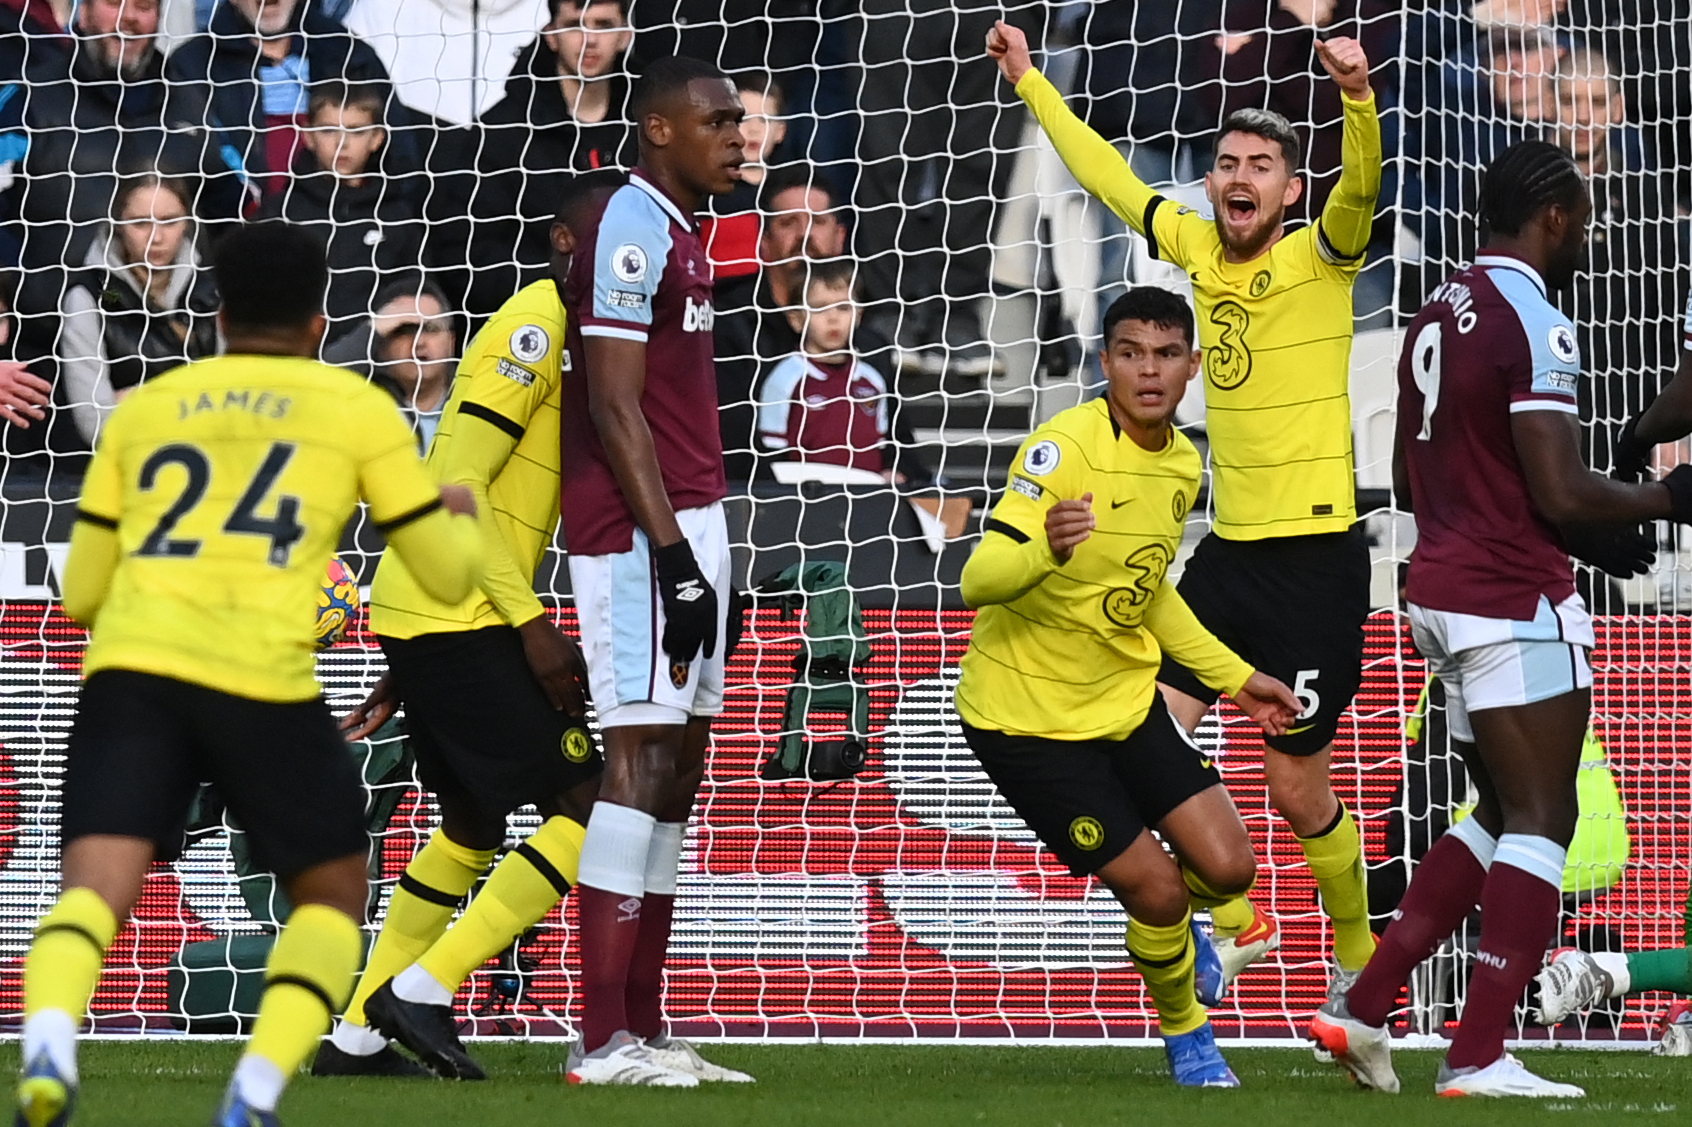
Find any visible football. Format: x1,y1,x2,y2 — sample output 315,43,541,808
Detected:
314,555,361,649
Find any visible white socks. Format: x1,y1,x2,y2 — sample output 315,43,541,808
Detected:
328,1019,389,1057
644,822,686,897
578,802,657,898
392,963,454,1008
232,1054,285,1113
1592,949,1632,996
22,1009,78,1083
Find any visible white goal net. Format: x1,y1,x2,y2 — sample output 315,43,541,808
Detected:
0,0,1686,1044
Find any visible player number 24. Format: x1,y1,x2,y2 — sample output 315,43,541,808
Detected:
136,441,305,566
1410,320,1442,441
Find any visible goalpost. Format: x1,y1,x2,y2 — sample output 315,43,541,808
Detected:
0,1,1687,1044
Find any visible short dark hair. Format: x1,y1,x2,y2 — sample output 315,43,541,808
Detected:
549,0,627,20
307,81,386,124
553,169,628,228
733,69,785,114
1479,139,1587,237
1216,107,1303,172
215,222,327,331
758,162,838,214
630,55,730,124
1101,287,1195,348
801,257,857,301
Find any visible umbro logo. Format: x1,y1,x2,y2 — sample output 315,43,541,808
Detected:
618,897,642,922
675,581,705,603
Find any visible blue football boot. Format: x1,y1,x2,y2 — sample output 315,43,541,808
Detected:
209,1086,281,1127
1192,919,1228,1008
14,1051,76,1127
1164,1021,1241,1088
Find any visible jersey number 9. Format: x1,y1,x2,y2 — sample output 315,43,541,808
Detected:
136,441,306,567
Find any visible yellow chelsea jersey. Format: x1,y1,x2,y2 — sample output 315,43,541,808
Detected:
75,355,452,702
1017,68,1382,540
955,399,1253,741
370,279,570,639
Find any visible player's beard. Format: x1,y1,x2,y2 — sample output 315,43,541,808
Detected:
1213,206,1284,261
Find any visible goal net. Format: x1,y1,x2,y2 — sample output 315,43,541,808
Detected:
0,0,1687,1044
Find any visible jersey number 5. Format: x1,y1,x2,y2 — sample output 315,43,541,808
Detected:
136,441,306,566
1410,321,1442,440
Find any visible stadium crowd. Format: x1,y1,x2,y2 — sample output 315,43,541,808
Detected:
0,0,1685,482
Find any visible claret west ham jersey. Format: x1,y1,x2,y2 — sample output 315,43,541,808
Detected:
1398,254,1584,622
561,169,727,555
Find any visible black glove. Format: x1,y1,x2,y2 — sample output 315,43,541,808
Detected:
1561,523,1656,579
724,587,749,664
653,539,718,663
1665,464,1692,526
1612,415,1651,482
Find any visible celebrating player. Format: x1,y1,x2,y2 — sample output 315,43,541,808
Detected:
957,288,1301,1087
1312,140,1692,1098
315,174,623,1082
559,56,749,1086
14,223,484,1127
988,21,1382,994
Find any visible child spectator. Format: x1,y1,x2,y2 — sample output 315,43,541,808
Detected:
261,83,424,344
756,258,925,483
58,173,219,447
365,278,458,446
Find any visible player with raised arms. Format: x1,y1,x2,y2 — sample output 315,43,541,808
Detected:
988,20,1381,997
14,222,485,1127
956,287,1301,1087
1312,140,1692,1098
313,173,625,1082
559,55,749,1086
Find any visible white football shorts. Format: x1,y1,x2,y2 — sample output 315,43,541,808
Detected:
569,502,731,729
1406,593,1594,743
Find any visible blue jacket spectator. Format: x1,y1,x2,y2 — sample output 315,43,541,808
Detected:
167,0,397,209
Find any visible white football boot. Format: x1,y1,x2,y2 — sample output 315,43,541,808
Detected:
1435,1053,1585,1099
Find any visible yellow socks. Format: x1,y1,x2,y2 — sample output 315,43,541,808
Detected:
1298,802,1375,972
239,904,362,1111
1127,911,1206,1037
342,830,494,1027
21,887,120,1081
417,816,585,994
1182,866,1258,939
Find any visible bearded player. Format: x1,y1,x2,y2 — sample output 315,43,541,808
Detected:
14,223,484,1127
560,56,750,1086
1312,141,1692,1098
989,21,1381,997
314,174,623,1082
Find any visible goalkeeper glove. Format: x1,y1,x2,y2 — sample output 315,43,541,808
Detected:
1612,415,1652,481
1561,523,1655,579
654,538,719,664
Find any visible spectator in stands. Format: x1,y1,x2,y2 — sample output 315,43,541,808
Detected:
756,257,927,484
1550,48,1688,473
325,275,458,445
0,0,241,330
714,164,851,480
57,173,219,447
1198,1,1401,323
344,0,548,125
848,2,1043,379
0,274,51,430
703,71,789,284
260,82,423,343
167,0,394,207
435,0,633,316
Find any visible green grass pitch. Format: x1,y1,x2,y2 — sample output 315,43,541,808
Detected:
11,1042,1688,1126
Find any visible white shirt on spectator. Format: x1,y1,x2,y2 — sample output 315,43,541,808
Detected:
342,0,548,124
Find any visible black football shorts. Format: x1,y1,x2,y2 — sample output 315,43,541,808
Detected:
1158,524,1370,756
61,670,368,879
962,692,1223,877
379,625,603,822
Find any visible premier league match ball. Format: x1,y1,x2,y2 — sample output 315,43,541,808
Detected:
315,555,362,649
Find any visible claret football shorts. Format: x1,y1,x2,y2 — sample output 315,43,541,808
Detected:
568,501,732,728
